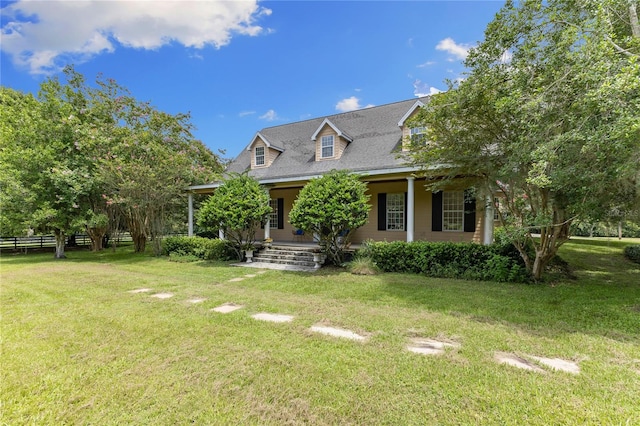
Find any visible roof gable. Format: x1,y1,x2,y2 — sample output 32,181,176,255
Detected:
245,132,284,152
397,100,425,127
311,118,353,143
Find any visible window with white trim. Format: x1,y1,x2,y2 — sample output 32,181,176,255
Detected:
255,146,265,166
494,197,500,221
410,126,427,144
386,193,405,231
321,135,334,158
268,199,278,229
443,191,464,231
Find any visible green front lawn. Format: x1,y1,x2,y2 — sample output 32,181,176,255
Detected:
2,238,639,424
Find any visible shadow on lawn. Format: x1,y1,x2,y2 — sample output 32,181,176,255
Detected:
377,239,640,342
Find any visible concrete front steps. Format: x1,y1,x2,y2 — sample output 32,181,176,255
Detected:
248,245,324,272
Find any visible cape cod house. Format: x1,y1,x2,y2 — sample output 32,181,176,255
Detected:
187,97,495,246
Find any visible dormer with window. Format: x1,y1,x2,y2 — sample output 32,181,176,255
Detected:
398,100,428,151
246,132,284,169
311,118,353,161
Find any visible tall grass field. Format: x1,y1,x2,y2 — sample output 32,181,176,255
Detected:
2,238,639,424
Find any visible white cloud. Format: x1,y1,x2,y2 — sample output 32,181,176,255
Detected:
335,96,374,113
417,61,436,68
239,110,256,117
413,79,443,97
435,37,473,61
259,109,278,121
1,0,272,74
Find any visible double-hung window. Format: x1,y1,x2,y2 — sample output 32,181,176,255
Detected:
410,126,427,144
443,191,464,231
321,135,334,158
386,193,405,231
268,199,278,229
255,146,265,166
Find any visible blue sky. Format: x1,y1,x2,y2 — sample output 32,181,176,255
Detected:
1,0,504,159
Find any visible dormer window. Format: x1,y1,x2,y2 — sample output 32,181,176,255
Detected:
410,126,427,144
321,135,334,158
255,146,265,166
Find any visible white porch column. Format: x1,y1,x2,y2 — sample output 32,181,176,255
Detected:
483,196,494,245
264,188,271,240
219,228,225,240
188,193,194,237
406,176,415,242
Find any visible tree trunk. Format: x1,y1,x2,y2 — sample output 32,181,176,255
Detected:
132,231,146,253
618,221,623,240
86,225,107,251
53,229,66,259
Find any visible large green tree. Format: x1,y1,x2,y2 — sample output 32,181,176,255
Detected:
408,0,640,280
1,68,222,257
197,173,272,261
289,170,370,265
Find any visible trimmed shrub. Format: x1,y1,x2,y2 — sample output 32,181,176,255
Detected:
364,241,530,283
624,245,640,264
163,236,235,261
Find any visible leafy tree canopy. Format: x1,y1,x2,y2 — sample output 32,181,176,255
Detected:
289,170,370,265
407,0,640,280
196,173,271,260
1,66,222,257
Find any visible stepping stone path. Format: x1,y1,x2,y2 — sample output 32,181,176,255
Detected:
252,313,294,323
495,352,545,372
529,356,580,374
212,303,244,314
244,274,257,278
310,325,366,341
407,338,460,355
128,282,583,376
151,293,174,299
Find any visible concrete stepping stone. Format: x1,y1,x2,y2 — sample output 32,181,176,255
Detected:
252,313,294,323
229,277,245,282
310,325,366,341
128,288,152,293
151,293,173,299
187,298,206,304
151,293,174,299
244,274,257,278
529,356,580,374
212,303,244,314
495,352,545,373
407,338,460,355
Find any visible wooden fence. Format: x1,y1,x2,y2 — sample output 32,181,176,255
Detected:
0,233,132,250
0,233,187,251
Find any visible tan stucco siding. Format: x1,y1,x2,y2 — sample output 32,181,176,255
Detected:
249,139,280,169
352,180,482,244
315,126,348,161
254,187,316,242
267,147,280,166
250,139,266,169
400,109,425,152
253,178,483,244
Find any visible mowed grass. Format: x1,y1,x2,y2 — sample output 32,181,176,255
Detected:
2,238,639,425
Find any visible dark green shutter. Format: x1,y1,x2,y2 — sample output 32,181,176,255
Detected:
277,198,284,229
432,191,442,232
404,192,408,230
463,189,476,233
377,193,387,231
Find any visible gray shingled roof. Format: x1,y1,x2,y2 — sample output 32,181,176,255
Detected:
225,97,428,181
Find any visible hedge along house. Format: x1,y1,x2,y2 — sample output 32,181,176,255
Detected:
187,97,495,246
